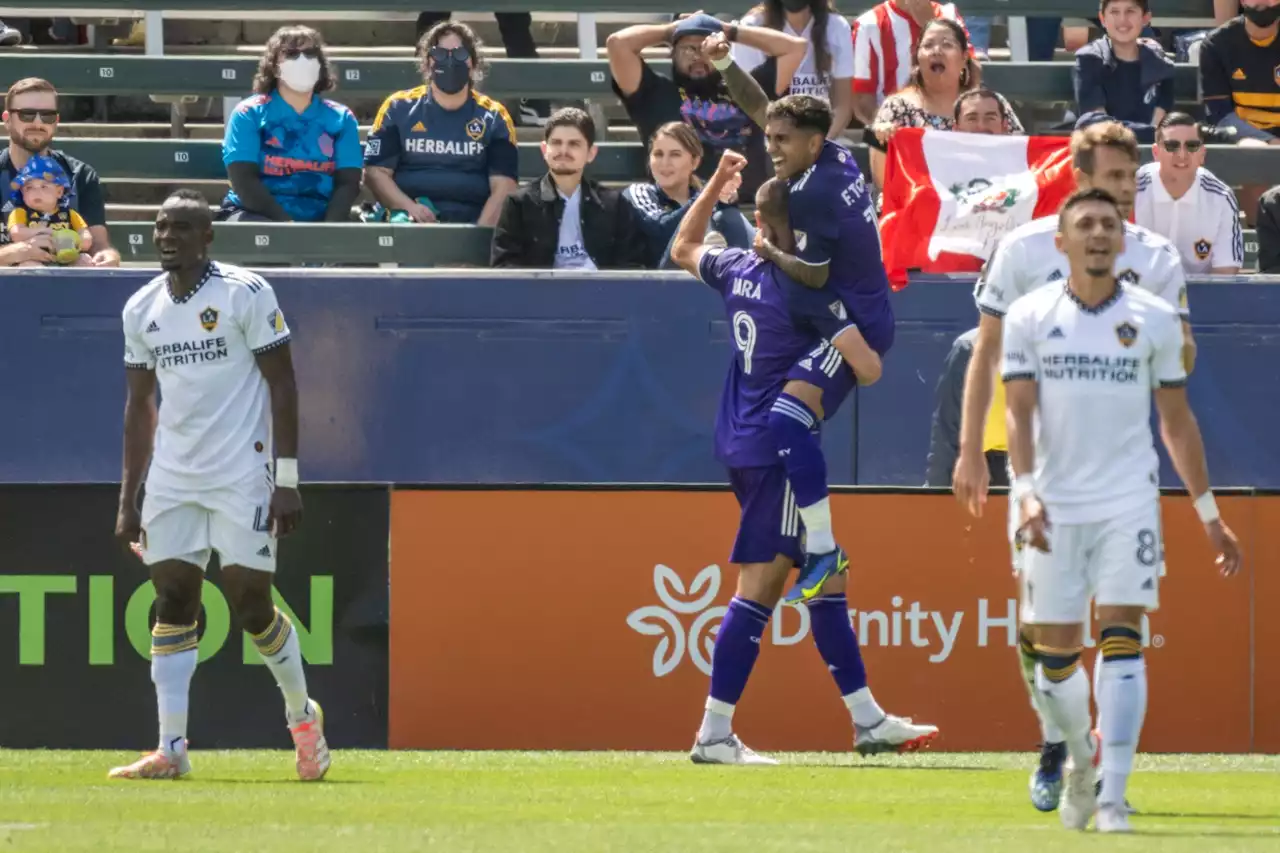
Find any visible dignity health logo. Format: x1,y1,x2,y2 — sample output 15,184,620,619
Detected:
625,564,726,677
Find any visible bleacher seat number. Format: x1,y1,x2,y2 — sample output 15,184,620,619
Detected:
590,71,605,83
174,151,189,163
128,234,143,246
346,70,360,81
98,67,114,78
255,235,270,247
378,236,393,248
222,69,236,80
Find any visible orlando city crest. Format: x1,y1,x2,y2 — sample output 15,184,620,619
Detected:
1194,239,1212,261
199,306,219,332
1115,322,1138,348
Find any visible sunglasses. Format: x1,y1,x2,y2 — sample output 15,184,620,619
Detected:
12,109,58,123
282,46,321,60
1161,139,1203,153
427,45,471,64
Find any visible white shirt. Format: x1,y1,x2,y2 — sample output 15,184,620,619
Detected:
1001,283,1186,524
1134,163,1244,275
553,188,597,271
976,217,1190,320
733,13,855,101
122,261,290,490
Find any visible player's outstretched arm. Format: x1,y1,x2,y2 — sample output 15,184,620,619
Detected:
1155,386,1242,576
256,343,303,537
953,312,1001,516
754,234,829,288
707,37,771,132
116,367,157,547
671,150,748,276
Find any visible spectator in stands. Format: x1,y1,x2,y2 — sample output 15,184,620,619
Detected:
953,87,1010,134
1135,112,1244,274
925,328,1008,488
491,108,646,270
415,11,550,126
1255,183,1280,272
608,12,807,202
0,77,118,267
866,19,1023,187
219,27,363,224
1217,0,1241,22
733,1,856,138
1073,0,1174,144
364,21,519,226
0,20,18,46
623,121,754,269
851,0,971,126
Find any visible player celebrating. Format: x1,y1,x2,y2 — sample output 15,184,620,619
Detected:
1002,187,1240,832
670,151,938,764
109,189,329,781
709,31,895,604
952,121,1193,812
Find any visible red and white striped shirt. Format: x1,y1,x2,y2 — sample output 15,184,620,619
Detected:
851,1,969,104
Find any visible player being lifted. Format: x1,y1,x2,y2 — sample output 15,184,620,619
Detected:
707,31,896,604
1001,187,1240,832
671,151,938,764
109,189,330,781
952,121,1194,812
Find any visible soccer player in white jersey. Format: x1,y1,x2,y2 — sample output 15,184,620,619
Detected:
952,121,1195,813
109,189,330,781
1001,187,1241,833
1135,112,1244,276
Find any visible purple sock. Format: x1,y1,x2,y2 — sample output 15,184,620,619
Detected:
767,394,828,507
808,594,868,695
708,597,772,706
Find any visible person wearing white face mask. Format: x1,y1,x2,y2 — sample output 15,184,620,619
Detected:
219,26,363,223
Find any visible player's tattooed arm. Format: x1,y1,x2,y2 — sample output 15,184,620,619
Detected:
754,235,830,288
116,368,157,544
720,61,771,131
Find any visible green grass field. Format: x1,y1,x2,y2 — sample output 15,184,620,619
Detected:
1,751,1277,852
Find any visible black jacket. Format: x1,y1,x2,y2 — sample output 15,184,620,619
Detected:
490,174,648,269
1259,185,1280,275
925,328,1008,488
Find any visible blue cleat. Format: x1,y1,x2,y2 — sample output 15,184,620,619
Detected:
1029,741,1066,812
784,546,849,604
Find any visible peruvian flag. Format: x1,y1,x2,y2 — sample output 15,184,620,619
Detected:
878,128,1076,289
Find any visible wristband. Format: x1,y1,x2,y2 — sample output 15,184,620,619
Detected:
1193,491,1220,523
1009,474,1036,504
276,457,299,489
725,23,739,42
711,55,733,71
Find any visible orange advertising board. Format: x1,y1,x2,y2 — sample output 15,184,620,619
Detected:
389,490,1263,753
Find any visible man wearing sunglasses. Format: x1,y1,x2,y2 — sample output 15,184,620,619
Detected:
1135,113,1244,275
0,77,119,267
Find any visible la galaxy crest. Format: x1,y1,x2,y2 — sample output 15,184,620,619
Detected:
465,118,485,141
1194,238,1212,261
199,306,219,332
1115,321,1138,348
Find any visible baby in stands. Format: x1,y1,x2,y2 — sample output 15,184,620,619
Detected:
8,154,93,266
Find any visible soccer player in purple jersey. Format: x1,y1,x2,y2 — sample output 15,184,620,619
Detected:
669,151,939,764
707,30,895,605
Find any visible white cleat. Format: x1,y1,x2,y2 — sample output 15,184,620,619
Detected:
854,715,940,756
1096,803,1133,833
1059,755,1098,831
689,733,779,765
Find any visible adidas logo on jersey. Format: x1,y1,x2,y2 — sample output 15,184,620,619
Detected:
1046,269,1064,282
411,121,426,132
146,321,160,333
829,300,847,320
1141,577,1154,590
1048,326,1065,339
798,358,813,370
257,544,272,558
1232,68,1246,81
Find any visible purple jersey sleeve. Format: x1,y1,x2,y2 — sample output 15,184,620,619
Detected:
697,246,750,293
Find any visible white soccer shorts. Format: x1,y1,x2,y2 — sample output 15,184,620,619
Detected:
1019,501,1162,625
139,468,277,572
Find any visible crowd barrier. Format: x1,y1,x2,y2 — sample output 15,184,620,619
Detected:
3,485,1276,753
4,270,1280,487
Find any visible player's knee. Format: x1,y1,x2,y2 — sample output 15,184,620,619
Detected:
150,566,202,625
1099,623,1143,663
220,569,275,634
1017,628,1037,663
1034,644,1082,683
780,380,824,419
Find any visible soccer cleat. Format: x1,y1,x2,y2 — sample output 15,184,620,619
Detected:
107,747,191,780
1058,741,1098,831
290,700,331,781
854,715,940,756
1029,741,1066,812
1095,803,1133,833
689,733,779,765
784,547,850,604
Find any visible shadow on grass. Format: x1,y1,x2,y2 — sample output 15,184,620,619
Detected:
1139,811,1280,822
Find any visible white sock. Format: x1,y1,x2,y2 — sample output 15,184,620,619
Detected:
152,647,197,756
698,697,734,742
252,610,311,721
799,497,835,554
843,687,887,727
1018,641,1065,743
1097,656,1147,807
1035,663,1095,770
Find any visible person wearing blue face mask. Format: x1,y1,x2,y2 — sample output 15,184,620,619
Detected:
363,20,519,226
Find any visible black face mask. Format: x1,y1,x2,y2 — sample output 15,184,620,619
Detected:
781,0,811,12
1242,4,1280,27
